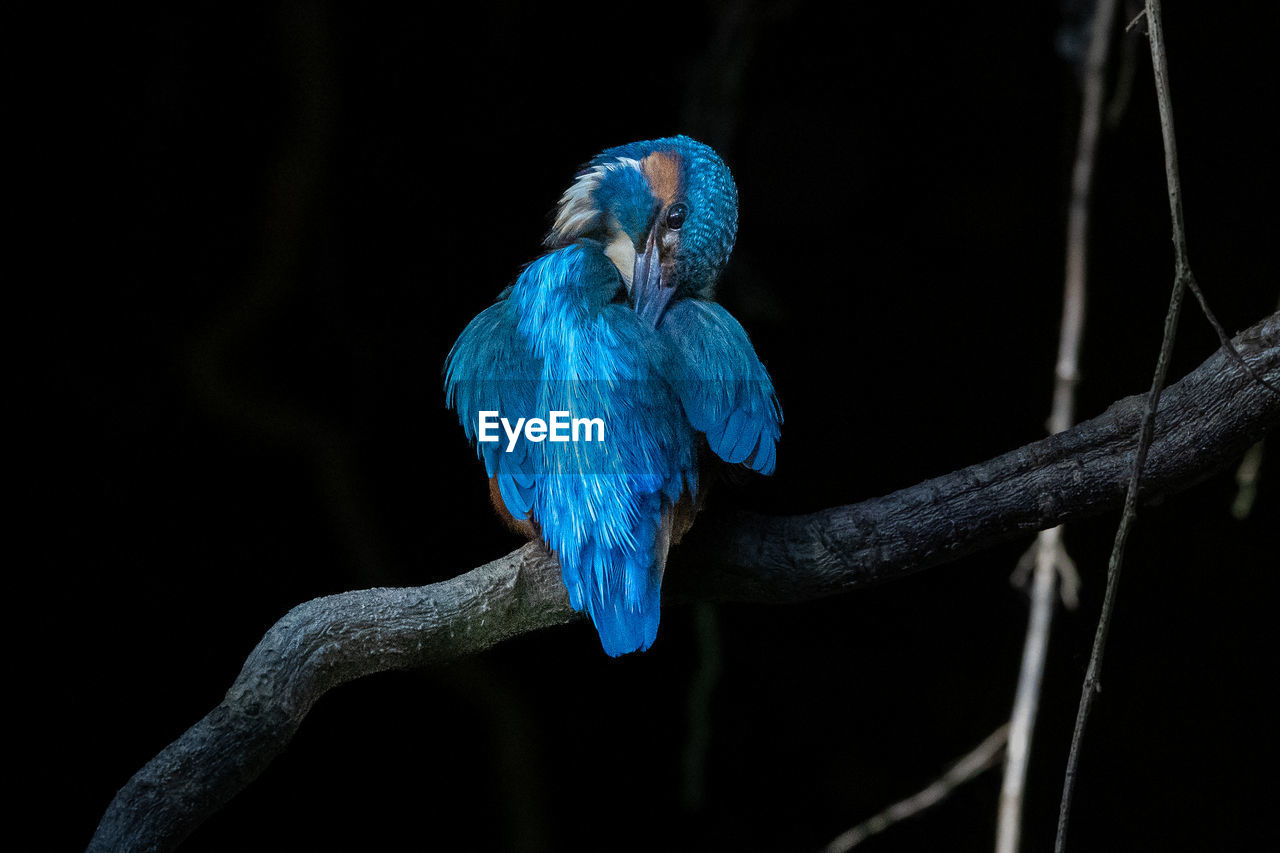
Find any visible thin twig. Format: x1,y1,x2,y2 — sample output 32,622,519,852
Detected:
1001,531,1070,853
1105,2,1139,128
1124,13,1279,399
1231,440,1265,520
997,3,1115,850
1055,2,1194,848
1185,274,1280,396
825,725,1010,852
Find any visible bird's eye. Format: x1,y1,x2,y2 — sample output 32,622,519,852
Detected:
665,203,688,230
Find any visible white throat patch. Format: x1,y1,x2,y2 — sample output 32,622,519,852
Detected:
604,223,637,291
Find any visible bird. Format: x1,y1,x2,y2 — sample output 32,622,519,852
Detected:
445,135,780,656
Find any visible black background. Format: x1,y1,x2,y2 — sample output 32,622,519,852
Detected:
33,1,1277,850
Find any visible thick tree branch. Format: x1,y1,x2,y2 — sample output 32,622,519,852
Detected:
92,312,1279,852
677,311,1278,602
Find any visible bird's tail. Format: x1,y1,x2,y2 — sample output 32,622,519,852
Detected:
563,498,673,657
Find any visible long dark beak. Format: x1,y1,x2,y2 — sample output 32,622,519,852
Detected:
632,226,676,329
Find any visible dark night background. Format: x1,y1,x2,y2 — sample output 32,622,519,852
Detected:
29,1,1277,850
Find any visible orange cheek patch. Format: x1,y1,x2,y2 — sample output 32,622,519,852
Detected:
641,151,682,208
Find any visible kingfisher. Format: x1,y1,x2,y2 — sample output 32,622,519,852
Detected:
445,135,780,656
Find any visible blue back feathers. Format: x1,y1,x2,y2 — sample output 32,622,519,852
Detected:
445,137,780,656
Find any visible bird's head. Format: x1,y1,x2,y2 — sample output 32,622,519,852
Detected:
545,135,738,327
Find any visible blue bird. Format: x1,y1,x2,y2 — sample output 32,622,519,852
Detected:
445,135,780,656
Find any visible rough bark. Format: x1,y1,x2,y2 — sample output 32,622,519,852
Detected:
91,311,1279,853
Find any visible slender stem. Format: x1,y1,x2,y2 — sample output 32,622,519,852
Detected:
1052,0,1118,437
999,530,1068,851
997,3,1115,849
1055,2,1192,848
826,726,1010,852
1231,440,1265,520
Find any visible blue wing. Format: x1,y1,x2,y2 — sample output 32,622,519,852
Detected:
659,299,782,475
444,296,541,518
